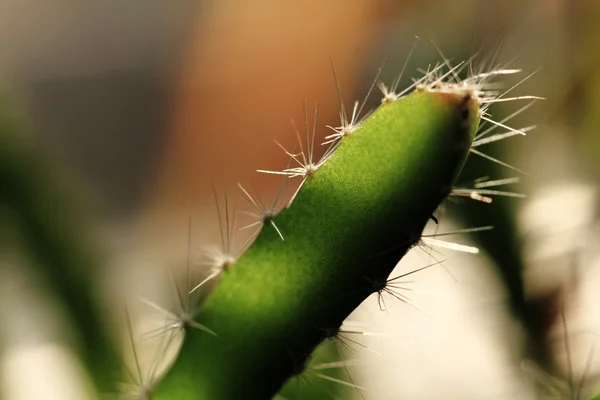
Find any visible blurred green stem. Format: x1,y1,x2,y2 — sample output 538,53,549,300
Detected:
0,97,120,391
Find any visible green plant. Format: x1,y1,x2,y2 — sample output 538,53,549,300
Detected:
0,95,121,391
1,50,544,399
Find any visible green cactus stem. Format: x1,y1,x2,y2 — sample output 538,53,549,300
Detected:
153,88,480,400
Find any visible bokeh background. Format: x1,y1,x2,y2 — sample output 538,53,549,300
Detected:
2,0,600,399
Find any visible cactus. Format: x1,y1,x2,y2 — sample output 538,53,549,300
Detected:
1,49,544,399
147,56,543,399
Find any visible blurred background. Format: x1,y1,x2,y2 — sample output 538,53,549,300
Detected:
2,0,600,399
